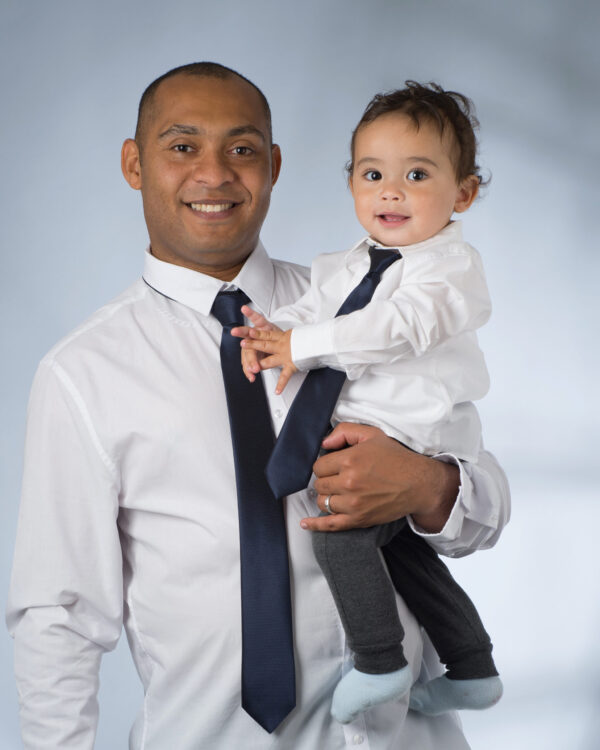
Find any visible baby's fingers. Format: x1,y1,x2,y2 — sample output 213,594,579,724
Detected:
241,337,278,355
275,365,295,395
247,328,284,343
230,325,252,339
240,305,276,331
241,347,261,382
255,353,286,371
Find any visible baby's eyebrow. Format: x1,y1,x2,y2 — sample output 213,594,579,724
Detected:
407,156,438,167
355,156,439,168
355,156,382,168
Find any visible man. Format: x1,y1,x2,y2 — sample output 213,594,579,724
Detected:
7,63,509,749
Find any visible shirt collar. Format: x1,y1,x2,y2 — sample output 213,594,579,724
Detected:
142,241,275,317
347,220,463,266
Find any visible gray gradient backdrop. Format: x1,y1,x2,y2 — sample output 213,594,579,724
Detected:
2,1,598,748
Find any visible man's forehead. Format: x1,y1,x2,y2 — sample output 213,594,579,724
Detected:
148,74,269,135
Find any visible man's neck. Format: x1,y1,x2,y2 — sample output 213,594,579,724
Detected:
149,247,250,282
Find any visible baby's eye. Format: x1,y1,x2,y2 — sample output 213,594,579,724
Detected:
407,168,428,182
364,170,382,181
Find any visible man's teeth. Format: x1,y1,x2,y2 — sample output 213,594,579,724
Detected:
190,202,234,213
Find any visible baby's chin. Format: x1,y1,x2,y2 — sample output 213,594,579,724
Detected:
368,219,453,248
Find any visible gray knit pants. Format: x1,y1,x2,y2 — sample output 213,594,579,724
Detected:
312,519,498,678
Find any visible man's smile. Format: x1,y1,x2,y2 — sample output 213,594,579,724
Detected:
185,200,241,218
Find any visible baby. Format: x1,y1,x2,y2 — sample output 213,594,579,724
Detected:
233,82,503,724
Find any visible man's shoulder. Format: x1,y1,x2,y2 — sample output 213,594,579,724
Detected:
41,278,149,369
270,256,310,279
269,257,311,303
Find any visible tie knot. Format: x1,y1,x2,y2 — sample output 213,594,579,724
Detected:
211,289,250,329
368,247,401,277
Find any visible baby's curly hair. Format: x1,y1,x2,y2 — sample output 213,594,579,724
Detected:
347,81,484,185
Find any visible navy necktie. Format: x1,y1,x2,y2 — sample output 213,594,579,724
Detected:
211,290,295,733
265,247,401,499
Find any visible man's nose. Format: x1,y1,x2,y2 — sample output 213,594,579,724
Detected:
190,151,235,186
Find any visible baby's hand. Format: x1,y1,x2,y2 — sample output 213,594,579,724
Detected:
241,326,297,395
240,306,275,333
231,306,281,384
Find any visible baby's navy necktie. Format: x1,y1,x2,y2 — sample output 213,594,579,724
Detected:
265,247,401,499
211,289,295,733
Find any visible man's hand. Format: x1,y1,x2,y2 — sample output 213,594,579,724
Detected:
301,423,460,533
232,310,297,394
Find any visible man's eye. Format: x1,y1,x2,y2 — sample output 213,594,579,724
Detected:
407,169,427,182
364,170,382,181
232,146,253,156
173,144,193,153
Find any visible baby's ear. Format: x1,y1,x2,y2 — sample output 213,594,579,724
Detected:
454,175,479,213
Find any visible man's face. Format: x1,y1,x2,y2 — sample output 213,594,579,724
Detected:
349,113,477,247
122,74,281,278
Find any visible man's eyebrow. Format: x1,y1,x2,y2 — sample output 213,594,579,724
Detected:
158,124,202,139
227,125,266,142
156,124,266,142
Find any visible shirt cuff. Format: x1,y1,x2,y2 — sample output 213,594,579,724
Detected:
406,453,469,543
290,320,337,371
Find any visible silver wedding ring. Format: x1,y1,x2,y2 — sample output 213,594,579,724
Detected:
324,494,336,515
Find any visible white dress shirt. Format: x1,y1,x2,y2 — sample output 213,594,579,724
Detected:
6,241,510,749
274,222,491,460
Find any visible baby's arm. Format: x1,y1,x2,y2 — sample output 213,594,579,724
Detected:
292,246,491,378
231,306,298,393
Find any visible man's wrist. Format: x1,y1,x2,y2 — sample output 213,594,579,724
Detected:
410,457,460,533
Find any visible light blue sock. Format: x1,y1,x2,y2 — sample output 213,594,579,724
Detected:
409,675,503,716
331,665,413,724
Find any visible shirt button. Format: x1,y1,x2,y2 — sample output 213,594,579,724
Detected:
274,409,283,419
352,735,364,745
308,488,317,499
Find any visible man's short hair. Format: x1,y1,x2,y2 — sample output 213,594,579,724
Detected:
347,81,484,185
134,62,273,147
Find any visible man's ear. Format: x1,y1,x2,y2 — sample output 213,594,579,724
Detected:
121,139,142,190
271,144,282,187
454,175,479,213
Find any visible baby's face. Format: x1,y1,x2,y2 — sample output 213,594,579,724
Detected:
350,113,478,247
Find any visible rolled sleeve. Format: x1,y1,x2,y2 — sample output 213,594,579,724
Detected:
407,449,510,558
290,320,337,371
